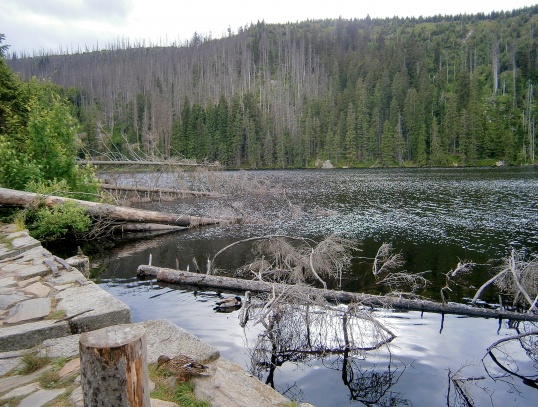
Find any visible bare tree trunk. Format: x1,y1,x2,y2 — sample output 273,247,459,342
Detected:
137,265,538,321
492,35,499,95
0,187,237,227
100,184,223,198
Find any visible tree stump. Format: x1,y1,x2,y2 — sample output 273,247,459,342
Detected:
79,324,150,407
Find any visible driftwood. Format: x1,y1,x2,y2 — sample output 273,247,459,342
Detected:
137,265,538,322
100,184,223,198
0,187,238,228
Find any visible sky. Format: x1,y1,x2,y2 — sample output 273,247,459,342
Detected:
2,0,538,55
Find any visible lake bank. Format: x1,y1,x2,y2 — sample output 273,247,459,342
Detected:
0,224,300,407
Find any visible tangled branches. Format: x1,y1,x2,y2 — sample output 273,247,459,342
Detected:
371,243,429,297
208,234,357,289
472,249,538,312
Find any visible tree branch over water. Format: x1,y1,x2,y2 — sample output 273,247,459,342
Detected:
472,249,538,312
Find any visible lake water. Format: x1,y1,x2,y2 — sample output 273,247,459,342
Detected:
94,167,538,406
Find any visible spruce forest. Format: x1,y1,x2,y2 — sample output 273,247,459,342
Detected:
7,6,538,168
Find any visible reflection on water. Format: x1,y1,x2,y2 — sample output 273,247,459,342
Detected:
100,279,537,406
94,167,538,405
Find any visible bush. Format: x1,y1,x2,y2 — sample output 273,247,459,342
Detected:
25,201,91,241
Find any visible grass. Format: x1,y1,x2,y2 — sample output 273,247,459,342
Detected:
148,363,210,407
0,235,14,249
46,299,67,320
46,309,67,320
17,352,50,375
0,355,78,407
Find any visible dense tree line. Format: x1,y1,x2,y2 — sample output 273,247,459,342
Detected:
7,6,538,167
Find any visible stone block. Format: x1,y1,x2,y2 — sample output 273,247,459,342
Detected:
138,319,219,364
22,281,51,297
5,298,52,324
0,382,39,400
17,264,51,280
0,290,30,311
0,277,17,288
193,357,291,407
18,388,65,407
17,276,41,287
0,320,70,352
39,334,80,358
55,282,131,333
44,268,86,285
58,358,80,378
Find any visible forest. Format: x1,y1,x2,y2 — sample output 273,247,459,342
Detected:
6,6,538,168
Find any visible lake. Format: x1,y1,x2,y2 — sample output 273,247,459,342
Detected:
93,167,538,406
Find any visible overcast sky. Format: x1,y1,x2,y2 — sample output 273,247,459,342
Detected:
2,0,537,55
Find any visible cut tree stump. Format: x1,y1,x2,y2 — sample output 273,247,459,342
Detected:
79,324,150,407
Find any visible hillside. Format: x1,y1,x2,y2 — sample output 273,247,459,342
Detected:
7,6,538,168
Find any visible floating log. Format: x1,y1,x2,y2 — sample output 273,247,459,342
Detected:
111,222,187,232
79,160,219,167
79,324,150,407
0,187,238,227
100,184,223,198
137,265,538,322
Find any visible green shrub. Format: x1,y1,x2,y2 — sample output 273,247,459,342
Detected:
25,201,91,241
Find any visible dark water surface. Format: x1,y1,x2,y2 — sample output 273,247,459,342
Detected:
95,167,538,406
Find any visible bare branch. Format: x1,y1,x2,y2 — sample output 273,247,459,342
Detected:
471,267,510,305
372,243,404,276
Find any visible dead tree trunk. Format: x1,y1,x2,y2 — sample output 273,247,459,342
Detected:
79,324,150,407
100,184,224,198
137,265,538,322
0,187,238,227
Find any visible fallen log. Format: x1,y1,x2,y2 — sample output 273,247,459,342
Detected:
79,160,218,167
0,187,238,227
111,223,187,233
137,265,538,322
100,184,223,198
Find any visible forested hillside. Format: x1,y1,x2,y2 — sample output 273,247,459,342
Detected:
7,6,538,168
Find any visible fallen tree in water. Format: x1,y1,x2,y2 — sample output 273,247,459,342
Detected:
100,183,223,201
137,265,538,321
138,236,538,321
0,187,238,229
